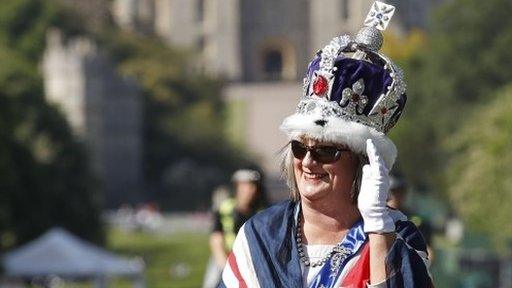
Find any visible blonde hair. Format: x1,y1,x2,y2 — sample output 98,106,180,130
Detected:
279,143,367,203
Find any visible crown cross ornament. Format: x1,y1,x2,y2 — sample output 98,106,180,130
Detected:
356,1,395,52
364,1,395,31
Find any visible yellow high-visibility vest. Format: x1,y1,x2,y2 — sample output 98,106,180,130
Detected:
219,198,237,251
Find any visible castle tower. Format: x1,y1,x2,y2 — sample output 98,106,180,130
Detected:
42,30,143,208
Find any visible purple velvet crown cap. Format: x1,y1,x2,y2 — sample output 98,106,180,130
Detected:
305,55,407,133
281,52,406,169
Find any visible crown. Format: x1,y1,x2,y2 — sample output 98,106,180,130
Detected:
280,1,406,168
299,1,405,134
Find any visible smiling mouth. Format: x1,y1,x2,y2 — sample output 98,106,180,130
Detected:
303,171,328,181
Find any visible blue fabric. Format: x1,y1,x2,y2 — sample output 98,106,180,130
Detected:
386,221,434,288
218,200,432,287
244,201,303,287
395,220,428,253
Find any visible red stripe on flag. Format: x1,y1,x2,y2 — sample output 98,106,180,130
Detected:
341,243,371,288
227,252,248,288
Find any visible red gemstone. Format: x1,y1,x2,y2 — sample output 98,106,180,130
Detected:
312,75,328,96
381,107,388,114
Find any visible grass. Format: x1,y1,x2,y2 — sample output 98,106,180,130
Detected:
107,229,210,288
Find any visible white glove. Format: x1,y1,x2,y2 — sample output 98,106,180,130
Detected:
358,139,395,234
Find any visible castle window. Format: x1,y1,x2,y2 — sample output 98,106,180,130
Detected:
259,38,296,81
341,0,349,20
263,49,283,81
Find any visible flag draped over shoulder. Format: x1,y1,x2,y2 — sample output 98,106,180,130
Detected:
219,201,433,288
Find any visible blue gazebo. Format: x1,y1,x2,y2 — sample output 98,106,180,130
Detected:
2,228,145,287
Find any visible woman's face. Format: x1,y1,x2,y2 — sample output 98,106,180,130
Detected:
293,138,359,202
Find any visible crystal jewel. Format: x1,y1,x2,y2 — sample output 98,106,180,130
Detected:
313,75,329,96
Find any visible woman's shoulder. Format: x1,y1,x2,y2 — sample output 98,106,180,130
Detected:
390,209,428,253
245,200,295,231
251,200,295,222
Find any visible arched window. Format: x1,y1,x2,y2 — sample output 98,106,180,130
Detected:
263,49,283,81
259,38,296,81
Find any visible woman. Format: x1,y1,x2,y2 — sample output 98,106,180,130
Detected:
219,2,433,287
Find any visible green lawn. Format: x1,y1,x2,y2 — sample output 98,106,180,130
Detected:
107,229,210,288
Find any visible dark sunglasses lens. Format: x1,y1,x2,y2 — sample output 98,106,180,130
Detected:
291,141,307,159
312,147,340,163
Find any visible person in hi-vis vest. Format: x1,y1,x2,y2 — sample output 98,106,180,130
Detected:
202,169,267,288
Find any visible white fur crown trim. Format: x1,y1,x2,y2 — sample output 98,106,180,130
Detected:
280,113,397,169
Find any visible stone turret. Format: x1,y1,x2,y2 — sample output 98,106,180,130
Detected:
42,30,143,207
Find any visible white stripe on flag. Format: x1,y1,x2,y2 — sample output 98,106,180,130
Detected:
221,259,239,287
232,224,261,287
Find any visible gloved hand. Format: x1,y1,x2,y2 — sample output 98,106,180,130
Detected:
358,139,395,234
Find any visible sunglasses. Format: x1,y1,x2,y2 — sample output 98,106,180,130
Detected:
290,140,350,164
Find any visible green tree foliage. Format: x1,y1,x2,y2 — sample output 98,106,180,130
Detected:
429,0,512,102
445,85,512,249
0,0,103,250
387,0,512,247
0,0,85,60
391,0,512,189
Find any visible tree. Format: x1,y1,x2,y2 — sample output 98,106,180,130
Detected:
0,0,103,249
445,85,512,249
383,0,512,250
390,0,512,190
0,0,85,61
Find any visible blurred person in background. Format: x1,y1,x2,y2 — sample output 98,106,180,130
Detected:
211,185,231,212
388,172,434,264
218,2,433,287
202,169,267,288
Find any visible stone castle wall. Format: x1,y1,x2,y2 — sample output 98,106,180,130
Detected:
43,30,143,207
111,0,440,82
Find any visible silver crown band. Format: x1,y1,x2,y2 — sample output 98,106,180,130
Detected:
296,98,382,132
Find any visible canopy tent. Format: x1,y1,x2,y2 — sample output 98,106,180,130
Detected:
2,227,145,287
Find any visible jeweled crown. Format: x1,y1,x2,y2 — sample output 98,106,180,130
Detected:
298,1,406,134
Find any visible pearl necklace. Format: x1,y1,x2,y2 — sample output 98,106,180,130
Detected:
295,215,350,268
